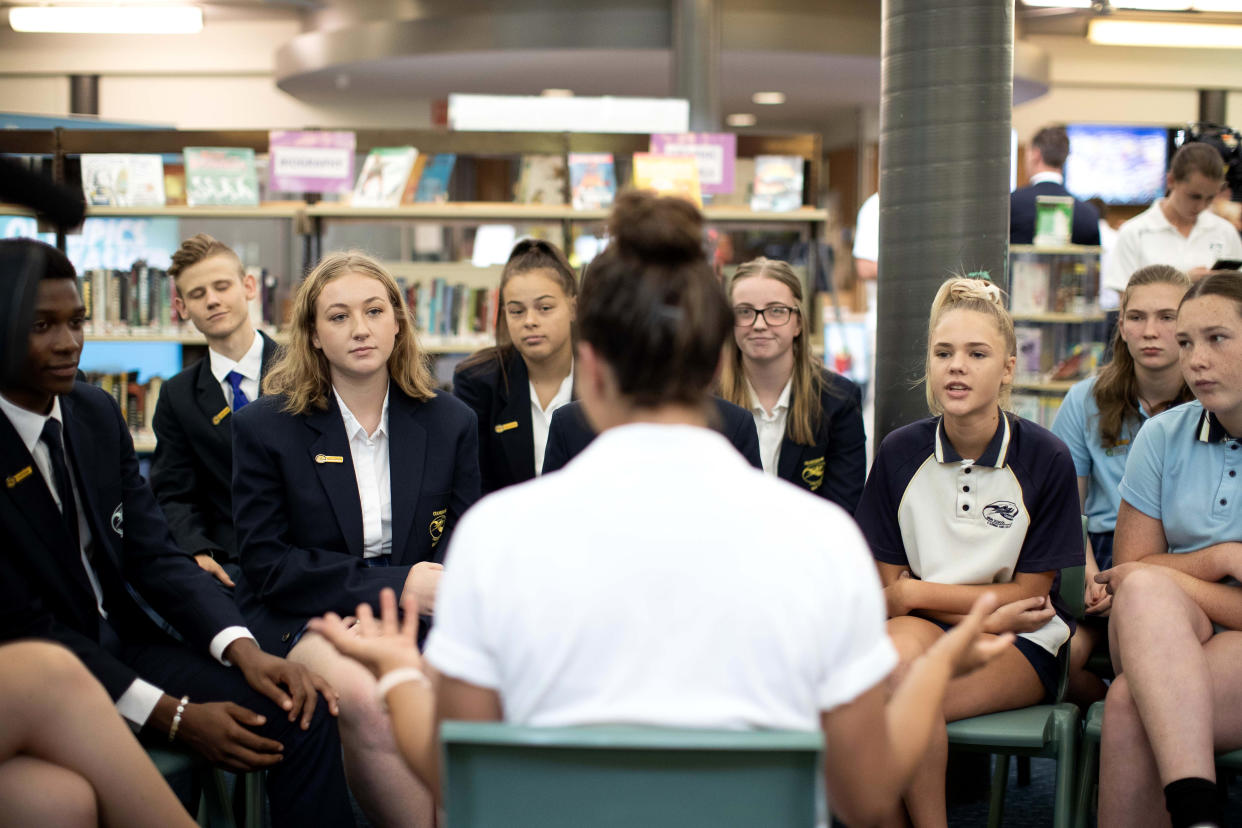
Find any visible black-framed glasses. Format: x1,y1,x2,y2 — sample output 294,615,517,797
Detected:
733,305,799,327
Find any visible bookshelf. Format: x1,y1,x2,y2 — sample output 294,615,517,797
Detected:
3,127,828,452
1008,244,1108,428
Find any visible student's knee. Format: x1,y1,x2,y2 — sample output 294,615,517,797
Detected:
1111,567,1177,620
332,671,393,750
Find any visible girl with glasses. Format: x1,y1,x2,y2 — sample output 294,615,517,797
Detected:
718,257,866,513
453,239,577,494
855,277,1083,827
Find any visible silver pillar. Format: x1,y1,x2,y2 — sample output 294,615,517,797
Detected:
1199,89,1227,125
69,75,99,116
671,0,720,132
875,0,1014,441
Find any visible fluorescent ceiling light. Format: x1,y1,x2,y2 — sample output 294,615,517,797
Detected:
726,113,757,127
9,6,203,34
1088,17,1242,46
1113,0,1192,9
1190,0,1242,10
540,88,573,97
752,92,786,105
1021,0,1092,7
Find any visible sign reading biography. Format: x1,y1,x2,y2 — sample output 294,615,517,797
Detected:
268,131,355,194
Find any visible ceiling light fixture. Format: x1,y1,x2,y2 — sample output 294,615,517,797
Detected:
752,92,786,105
540,88,573,97
9,6,203,34
1020,0,1092,8
1189,0,1242,10
1111,0,1192,9
1088,17,1242,46
726,113,757,127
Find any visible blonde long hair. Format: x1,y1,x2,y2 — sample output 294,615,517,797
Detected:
263,251,435,414
924,277,1016,415
719,257,825,445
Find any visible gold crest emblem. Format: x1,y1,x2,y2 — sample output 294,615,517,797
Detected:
429,508,448,546
5,465,33,489
801,457,825,492
212,407,231,425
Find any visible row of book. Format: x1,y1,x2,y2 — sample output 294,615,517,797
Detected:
85,371,162,436
1010,253,1101,316
399,277,500,342
1015,324,1109,384
76,264,282,335
1011,393,1064,429
79,132,807,212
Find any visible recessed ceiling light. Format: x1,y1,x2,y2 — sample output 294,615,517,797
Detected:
1088,18,1242,47
9,6,204,34
752,92,786,106
726,113,757,127
541,88,573,97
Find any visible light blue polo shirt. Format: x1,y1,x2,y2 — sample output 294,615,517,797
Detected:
1119,400,1242,554
1050,377,1149,535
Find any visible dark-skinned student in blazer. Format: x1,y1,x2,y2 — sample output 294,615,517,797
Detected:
0,239,353,828
230,251,479,826
453,237,579,494
150,233,280,583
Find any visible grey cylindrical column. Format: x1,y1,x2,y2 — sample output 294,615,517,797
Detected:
671,0,720,132
1199,89,1227,125
875,0,1014,442
69,75,99,116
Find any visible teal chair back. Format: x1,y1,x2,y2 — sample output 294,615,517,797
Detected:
440,721,822,828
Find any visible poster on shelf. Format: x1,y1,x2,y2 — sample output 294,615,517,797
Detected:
750,155,804,212
352,146,419,207
0,215,178,271
632,153,702,207
568,153,616,210
184,147,260,207
268,130,355,194
649,133,736,195
80,154,166,207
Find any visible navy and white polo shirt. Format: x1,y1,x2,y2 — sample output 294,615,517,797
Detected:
856,411,1083,655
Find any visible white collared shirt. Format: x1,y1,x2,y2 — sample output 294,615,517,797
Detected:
1104,200,1242,293
748,378,793,476
0,392,255,729
1028,171,1064,187
209,329,263,407
336,389,392,558
529,367,574,476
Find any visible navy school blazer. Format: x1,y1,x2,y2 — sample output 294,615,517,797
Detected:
453,348,571,495
542,396,763,474
0,383,247,700
778,369,867,514
149,331,280,562
230,385,481,655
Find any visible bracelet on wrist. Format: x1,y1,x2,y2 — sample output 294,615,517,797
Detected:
168,695,190,743
375,667,430,710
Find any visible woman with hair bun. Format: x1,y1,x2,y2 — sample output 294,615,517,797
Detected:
306,192,1012,827
453,239,577,494
855,276,1083,826
231,250,480,827
719,256,866,512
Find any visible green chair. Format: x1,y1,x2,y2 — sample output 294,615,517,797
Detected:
439,721,822,828
1073,700,1242,828
943,561,1087,828
145,746,266,828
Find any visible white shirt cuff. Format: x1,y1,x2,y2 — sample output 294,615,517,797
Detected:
117,678,164,728
210,626,257,665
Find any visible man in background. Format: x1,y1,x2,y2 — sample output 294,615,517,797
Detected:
1010,125,1101,246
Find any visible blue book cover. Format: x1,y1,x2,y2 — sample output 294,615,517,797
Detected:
414,154,456,203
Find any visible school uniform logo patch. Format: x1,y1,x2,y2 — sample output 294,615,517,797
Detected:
110,503,123,536
429,508,447,546
982,501,1017,529
801,457,825,492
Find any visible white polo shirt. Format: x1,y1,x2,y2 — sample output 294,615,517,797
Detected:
426,422,897,731
1103,201,1242,293
856,412,1083,655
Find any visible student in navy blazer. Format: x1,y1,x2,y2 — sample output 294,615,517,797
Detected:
543,396,762,473
150,234,280,579
0,239,353,828
719,257,867,513
454,238,577,493
232,251,479,827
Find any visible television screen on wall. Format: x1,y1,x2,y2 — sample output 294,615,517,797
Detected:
1064,124,1169,205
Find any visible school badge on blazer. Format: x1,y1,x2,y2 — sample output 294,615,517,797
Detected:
429,508,447,547
801,457,825,492
5,465,32,488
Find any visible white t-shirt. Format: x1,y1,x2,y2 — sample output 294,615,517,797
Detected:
425,422,897,731
1103,200,1242,293
852,192,879,263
